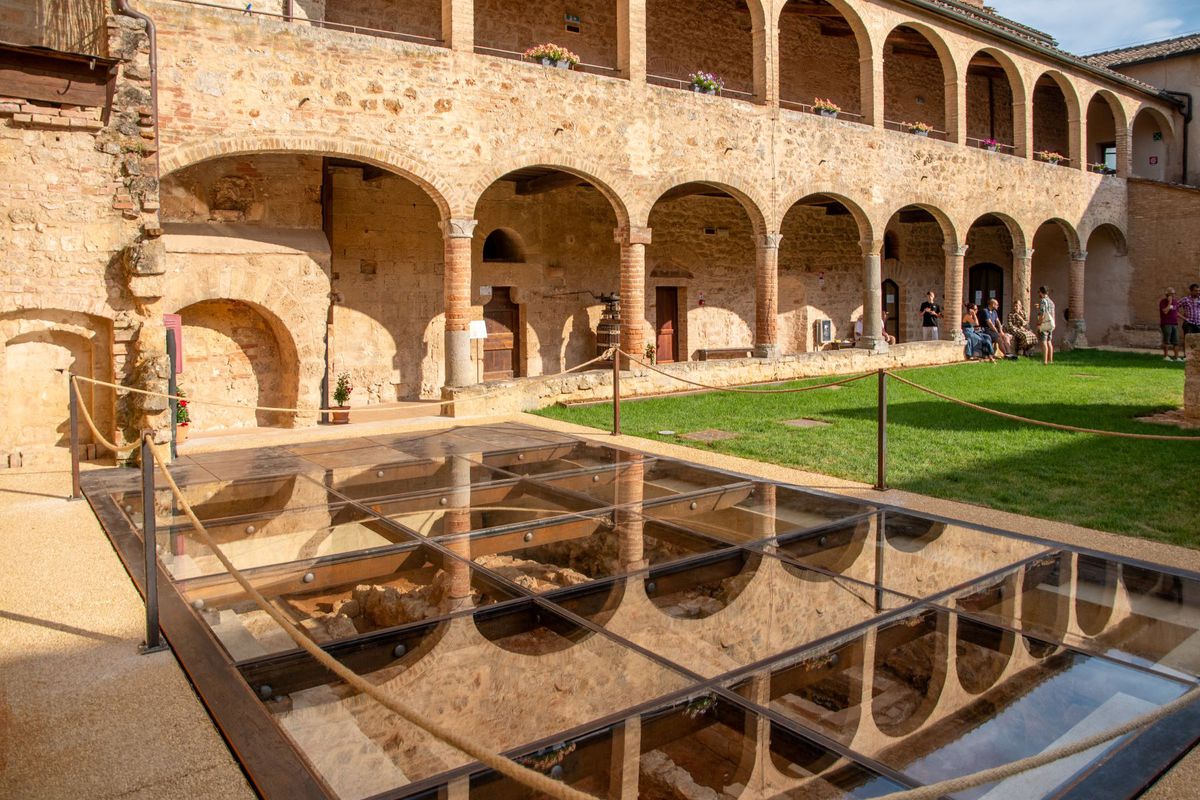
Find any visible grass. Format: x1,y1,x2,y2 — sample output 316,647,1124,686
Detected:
535,350,1199,548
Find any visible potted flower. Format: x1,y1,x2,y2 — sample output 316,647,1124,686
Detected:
905,121,933,137
813,98,841,119
689,71,724,95
175,386,191,443
980,137,998,152
644,342,657,364
332,372,352,424
523,43,579,70
1089,162,1116,175
1035,150,1065,165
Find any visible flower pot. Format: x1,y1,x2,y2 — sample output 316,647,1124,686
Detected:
984,145,998,152
818,110,838,118
539,57,554,66
331,407,350,425
1047,159,1061,166
176,424,189,444
555,60,571,69
912,129,929,137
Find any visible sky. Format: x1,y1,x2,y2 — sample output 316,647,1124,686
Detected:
986,0,1200,55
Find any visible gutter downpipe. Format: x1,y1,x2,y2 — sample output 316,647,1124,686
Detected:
112,0,160,197
1163,90,1193,185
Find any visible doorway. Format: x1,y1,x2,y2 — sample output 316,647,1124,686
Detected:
882,279,900,343
968,263,1004,313
483,287,520,381
655,286,680,363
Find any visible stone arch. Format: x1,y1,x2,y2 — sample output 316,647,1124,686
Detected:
776,189,873,242
776,0,871,59
1032,70,1082,165
881,202,959,247
967,211,1027,252
466,157,632,229
637,173,770,235
159,134,453,219
881,21,959,136
1036,217,1082,253
964,47,1027,152
482,227,527,263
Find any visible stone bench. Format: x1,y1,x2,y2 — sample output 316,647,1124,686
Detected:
696,347,756,361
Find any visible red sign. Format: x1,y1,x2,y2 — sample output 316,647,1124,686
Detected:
163,313,183,374
1150,156,1159,166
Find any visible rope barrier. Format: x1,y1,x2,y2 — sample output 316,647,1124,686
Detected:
886,371,1200,442
143,436,597,800
878,683,1200,799
616,349,873,395
71,376,138,456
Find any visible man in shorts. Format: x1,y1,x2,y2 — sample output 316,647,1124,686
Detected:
1037,286,1055,365
1160,288,1181,361
1179,283,1200,357
918,290,941,341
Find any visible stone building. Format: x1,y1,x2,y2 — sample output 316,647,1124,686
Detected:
0,0,1193,463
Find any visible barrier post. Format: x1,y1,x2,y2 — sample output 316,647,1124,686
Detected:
68,375,82,501
612,349,621,436
875,370,888,491
139,433,168,655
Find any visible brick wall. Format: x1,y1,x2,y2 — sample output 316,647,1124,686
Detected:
1126,179,1200,330
325,0,441,40
1032,80,1070,159
883,36,946,132
475,0,616,67
646,0,753,94
779,12,861,115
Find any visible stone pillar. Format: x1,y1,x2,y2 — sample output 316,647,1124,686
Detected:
755,233,782,357
617,0,646,84
1064,249,1088,348
1012,95,1029,158
1013,248,1034,318
858,241,887,352
1069,112,1084,172
863,48,883,128
942,244,968,342
947,72,965,145
441,0,473,51
617,225,651,366
441,218,477,388
1185,337,1199,421
751,8,778,106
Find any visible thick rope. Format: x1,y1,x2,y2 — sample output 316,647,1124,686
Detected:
879,683,1200,799
72,349,615,417
71,376,138,456
143,437,596,800
617,349,872,394
887,371,1200,442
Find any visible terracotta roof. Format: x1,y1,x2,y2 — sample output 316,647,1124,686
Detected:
920,0,1057,47
1085,32,1200,68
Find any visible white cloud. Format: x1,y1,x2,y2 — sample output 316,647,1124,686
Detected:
986,0,1200,54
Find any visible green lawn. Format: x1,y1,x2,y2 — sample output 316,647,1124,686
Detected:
535,350,1199,547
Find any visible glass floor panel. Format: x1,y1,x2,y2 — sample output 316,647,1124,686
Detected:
322,456,512,503
530,459,747,506
111,472,329,529
477,441,650,478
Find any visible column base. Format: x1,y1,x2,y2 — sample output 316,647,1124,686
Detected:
753,343,779,358
855,337,889,354
941,328,964,344
1061,319,1088,351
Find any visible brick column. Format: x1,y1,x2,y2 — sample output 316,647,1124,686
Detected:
617,0,646,84
947,71,965,145
1185,338,1199,420
1115,125,1132,177
943,244,968,342
441,0,473,51
1020,95,1034,160
863,48,883,128
442,456,475,612
1012,247,1034,319
755,233,782,357
859,240,887,352
1012,93,1029,158
1065,249,1088,348
1069,112,1084,172
617,225,651,365
751,8,778,106
441,218,477,388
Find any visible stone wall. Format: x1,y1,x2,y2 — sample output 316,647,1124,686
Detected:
1032,80,1070,159
965,70,1015,147
883,37,946,133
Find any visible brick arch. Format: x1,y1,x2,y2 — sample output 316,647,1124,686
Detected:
967,46,1027,107
777,190,873,243
3,294,115,321
775,0,872,63
966,211,1027,252
1086,88,1130,137
1081,221,1128,257
1131,102,1177,141
464,157,632,229
159,135,453,219
1034,216,1082,253
881,202,960,247
637,173,770,236
1033,69,1083,121
883,20,959,81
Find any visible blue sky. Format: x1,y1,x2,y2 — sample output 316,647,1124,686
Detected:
986,0,1200,55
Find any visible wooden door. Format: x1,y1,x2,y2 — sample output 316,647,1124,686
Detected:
882,279,901,343
483,287,519,381
968,263,1004,313
655,287,679,363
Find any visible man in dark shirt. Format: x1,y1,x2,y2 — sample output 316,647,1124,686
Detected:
919,290,942,341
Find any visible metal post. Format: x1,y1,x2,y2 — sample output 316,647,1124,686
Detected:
166,330,178,459
612,348,621,436
139,433,167,654
874,369,888,491
68,374,82,501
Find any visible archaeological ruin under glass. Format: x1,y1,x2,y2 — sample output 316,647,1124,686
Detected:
82,423,1200,800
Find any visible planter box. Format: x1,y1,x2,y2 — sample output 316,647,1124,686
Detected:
818,110,838,119
331,407,350,424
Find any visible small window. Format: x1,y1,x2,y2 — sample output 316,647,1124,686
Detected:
482,229,525,263
1102,144,1117,172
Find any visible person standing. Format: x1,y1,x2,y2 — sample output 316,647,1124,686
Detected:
1037,286,1056,365
919,290,942,341
1160,288,1181,361
1179,283,1200,358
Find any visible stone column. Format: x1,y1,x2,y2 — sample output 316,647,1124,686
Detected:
617,0,646,84
441,218,477,388
755,233,782,357
1065,249,1088,348
942,244,968,342
1069,112,1084,171
947,71,966,145
858,240,887,352
751,8,778,106
441,0,473,51
1012,248,1034,318
863,48,883,128
617,225,651,366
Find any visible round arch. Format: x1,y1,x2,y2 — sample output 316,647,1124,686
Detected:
965,48,1027,153
882,21,959,138
1034,217,1082,253
881,202,960,247
1033,70,1083,121
1131,105,1177,181
775,0,873,63
883,20,958,83
1082,222,1131,345
638,173,770,235
969,47,1027,106
1087,88,1131,137
777,190,873,242
160,134,453,219
966,211,1027,252
467,157,633,229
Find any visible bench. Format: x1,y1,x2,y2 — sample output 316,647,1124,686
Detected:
696,347,756,361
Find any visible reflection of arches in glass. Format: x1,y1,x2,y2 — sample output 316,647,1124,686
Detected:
1074,554,1118,637
482,228,526,263
640,694,758,794
1123,564,1185,613
882,514,946,554
872,610,947,737
1020,556,1069,658
765,637,864,746
647,549,762,620
776,517,870,577
476,601,595,655
955,615,1013,694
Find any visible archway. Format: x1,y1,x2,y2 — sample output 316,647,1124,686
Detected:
177,299,298,430
1086,93,1122,173
1032,73,1076,166
882,205,951,342
965,213,1017,316
965,50,1019,153
778,0,867,121
1132,107,1175,181
1030,220,1078,346
646,0,757,99
883,25,951,138
1083,223,1130,345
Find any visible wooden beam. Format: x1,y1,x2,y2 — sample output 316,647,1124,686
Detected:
0,47,111,107
514,171,587,196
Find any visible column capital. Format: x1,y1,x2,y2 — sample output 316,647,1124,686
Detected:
615,225,652,246
1014,248,1035,261
757,232,783,250
1070,250,1088,262
944,243,969,258
440,218,479,239
860,238,883,257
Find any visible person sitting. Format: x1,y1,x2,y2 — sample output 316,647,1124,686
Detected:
981,298,1015,358
1004,300,1038,356
962,303,996,362
880,308,897,345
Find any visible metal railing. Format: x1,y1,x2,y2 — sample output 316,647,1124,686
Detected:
646,73,756,100
779,99,867,122
165,0,443,46
965,136,1018,154
473,46,620,78
883,119,950,141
